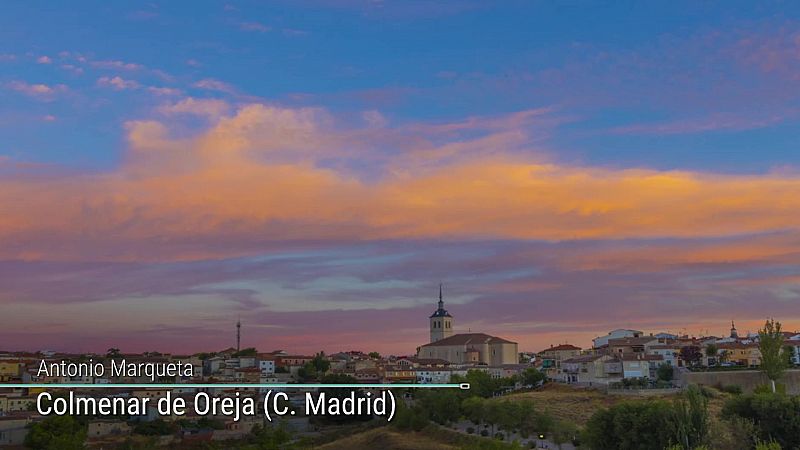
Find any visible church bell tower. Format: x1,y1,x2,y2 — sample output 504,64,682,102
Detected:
429,284,454,343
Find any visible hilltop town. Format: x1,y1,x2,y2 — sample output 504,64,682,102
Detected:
1,295,799,448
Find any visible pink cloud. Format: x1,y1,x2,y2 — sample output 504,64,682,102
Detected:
6,81,68,100
97,76,140,90
90,59,144,71
193,78,237,94
159,97,231,118
147,86,182,96
610,111,794,135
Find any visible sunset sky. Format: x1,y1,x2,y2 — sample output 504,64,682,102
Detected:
2,1,800,355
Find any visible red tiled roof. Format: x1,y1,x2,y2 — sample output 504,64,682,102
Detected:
717,342,759,349
542,344,581,352
619,353,664,361
608,336,659,346
419,333,516,347
562,355,604,363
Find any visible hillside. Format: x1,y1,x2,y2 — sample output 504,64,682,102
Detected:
316,428,457,450
504,383,731,427
315,425,513,450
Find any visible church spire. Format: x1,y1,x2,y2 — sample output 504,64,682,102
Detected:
429,284,452,318
429,283,453,343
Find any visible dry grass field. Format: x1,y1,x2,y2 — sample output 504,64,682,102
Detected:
503,383,732,427
316,427,459,450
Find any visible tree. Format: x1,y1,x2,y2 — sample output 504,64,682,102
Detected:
551,420,578,450
297,354,332,381
482,400,506,436
391,400,429,431
657,363,674,382
584,401,676,450
758,318,789,393
314,373,372,424
783,344,796,366
462,396,486,425
680,345,703,368
511,400,538,437
718,349,729,364
25,416,86,450
451,370,499,398
250,421,294,449
297,361,318,381
106,347,121,358
521,368,545,387
498,400,520,434
368,351,380,359
584,391,710,450
232,347,257,357
312,352,330,373
133,419,175,436
417,388,462,424
705,343,719,366
672,385,709,450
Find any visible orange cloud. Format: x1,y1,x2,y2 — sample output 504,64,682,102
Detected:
2,101,800,262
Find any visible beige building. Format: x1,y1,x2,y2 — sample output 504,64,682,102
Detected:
539,344,582,378
417,333,518,365
558,354,614,385
417,288,518,365
607,336,660,355
717,342,762,367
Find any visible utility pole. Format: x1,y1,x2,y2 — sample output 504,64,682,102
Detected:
236,317,241,353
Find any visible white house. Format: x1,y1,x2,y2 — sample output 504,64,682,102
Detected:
593,329,643,348
259,359,276,375
620,354,663,379
415,369,452,384
789,334,800,365
647,344,681,366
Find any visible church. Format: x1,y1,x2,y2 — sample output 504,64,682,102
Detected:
416,286,519,365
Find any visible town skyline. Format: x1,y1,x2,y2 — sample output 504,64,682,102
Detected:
1,311,794,357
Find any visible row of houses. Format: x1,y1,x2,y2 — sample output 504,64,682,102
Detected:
537,326,800,386
330,356,527,384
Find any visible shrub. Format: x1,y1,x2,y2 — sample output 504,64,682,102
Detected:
466,427,475,434
25,416,87,450
722,393,800,449
584,386,709,450
494,432,504,440
133,419,175,436
390,402,429,431
698,385,717,398
720,384,743,395
754,383,786,395
657,363,674,382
